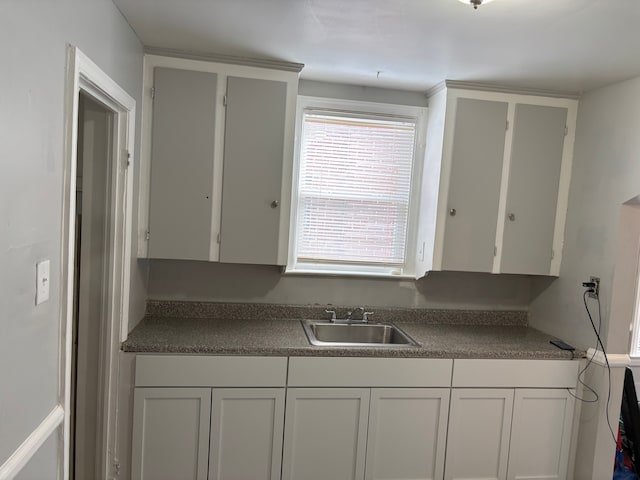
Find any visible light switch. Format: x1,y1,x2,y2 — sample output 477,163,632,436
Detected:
36,260,50,305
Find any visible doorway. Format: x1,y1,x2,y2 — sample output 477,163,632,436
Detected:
60,46,136,480
69,93,113,479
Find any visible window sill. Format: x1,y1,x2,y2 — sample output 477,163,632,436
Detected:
284,265,415,280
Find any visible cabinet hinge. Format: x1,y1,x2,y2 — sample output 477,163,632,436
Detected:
125,151,131,167
151,86,155,100
112,457,121,477
506,120,509,131
223,94,227,107
564,125,568,136
216,233,221,244
494,245,497,257
551,249,555,260
145,230,150,241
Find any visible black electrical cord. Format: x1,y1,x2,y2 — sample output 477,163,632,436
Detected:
581,289,617,447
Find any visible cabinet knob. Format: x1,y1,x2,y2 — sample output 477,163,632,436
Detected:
449,208,457,216
508,213,516,221
271,200,280,209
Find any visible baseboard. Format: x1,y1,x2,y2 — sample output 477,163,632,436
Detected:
0,405,64,480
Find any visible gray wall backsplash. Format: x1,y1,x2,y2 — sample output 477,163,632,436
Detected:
147,260,534,310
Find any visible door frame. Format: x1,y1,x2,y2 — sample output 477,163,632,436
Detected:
59,45,136,480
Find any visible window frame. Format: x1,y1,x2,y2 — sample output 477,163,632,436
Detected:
629,239,640,359
286,96,428,278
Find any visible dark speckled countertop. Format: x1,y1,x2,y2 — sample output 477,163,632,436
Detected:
122,302,581,360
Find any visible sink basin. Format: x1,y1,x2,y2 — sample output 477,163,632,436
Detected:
301,320,419,347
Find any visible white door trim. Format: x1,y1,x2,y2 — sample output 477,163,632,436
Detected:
60,45,136,480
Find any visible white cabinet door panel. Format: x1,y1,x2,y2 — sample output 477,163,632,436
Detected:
132,387,211,480
282,388,370,480
220,76,287,265
507,389,575,480
148,67,217,260
366,388,450,480
501,104,567,274
442,98,508,272
209,388,285,480
445,389,514,480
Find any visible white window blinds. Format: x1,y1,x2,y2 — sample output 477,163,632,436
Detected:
295,109,417,266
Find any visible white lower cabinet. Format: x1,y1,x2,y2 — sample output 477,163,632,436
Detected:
209,388,285,480
366,388,450,480
132,356,287,480
444,388,575,480
282,388,370,480
281,387,451,480
132,387,212,480
131,356,578,480
444,389,514,480
507,389,575,480
132,387,285,480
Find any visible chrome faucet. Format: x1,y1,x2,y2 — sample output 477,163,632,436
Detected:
325,307,374,323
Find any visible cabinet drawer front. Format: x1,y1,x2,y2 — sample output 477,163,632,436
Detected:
452,359,578,388
288,357,453,387
135,355,288,387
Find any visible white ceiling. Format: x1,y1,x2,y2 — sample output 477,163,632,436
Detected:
112,0,640,94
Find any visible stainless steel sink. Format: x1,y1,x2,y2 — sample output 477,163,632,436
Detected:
301,320,420,347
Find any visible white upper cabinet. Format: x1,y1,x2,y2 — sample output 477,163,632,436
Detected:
441,98,508,272
138,54,300,264
219,76,287,264
147,67,217,261
419,84,577,277
498,103,568,275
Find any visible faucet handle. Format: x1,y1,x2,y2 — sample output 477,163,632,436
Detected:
324,309,337,321
363,311,374,322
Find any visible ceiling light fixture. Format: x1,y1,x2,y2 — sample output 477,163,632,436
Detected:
458,0,495,9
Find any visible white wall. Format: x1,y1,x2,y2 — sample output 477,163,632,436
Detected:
0,0,145,477
148,261,533,310
299,79,428,107
530,75,640,352
529,75,640,478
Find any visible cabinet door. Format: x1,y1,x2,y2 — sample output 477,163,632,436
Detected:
366,388,450,480
220,76,287,265
209,388,285,480
132,387,211,480
442,98,508,272
507,389,575,480
445,389,514,480
148,67,217,260
500,104,567,274
282,388,370,480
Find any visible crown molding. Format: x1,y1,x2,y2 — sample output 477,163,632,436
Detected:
426,79,581,100
144,47,304,73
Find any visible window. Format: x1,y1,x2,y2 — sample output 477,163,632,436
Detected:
287,97,427,277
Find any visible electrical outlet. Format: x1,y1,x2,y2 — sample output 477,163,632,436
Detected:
589,276,600,299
